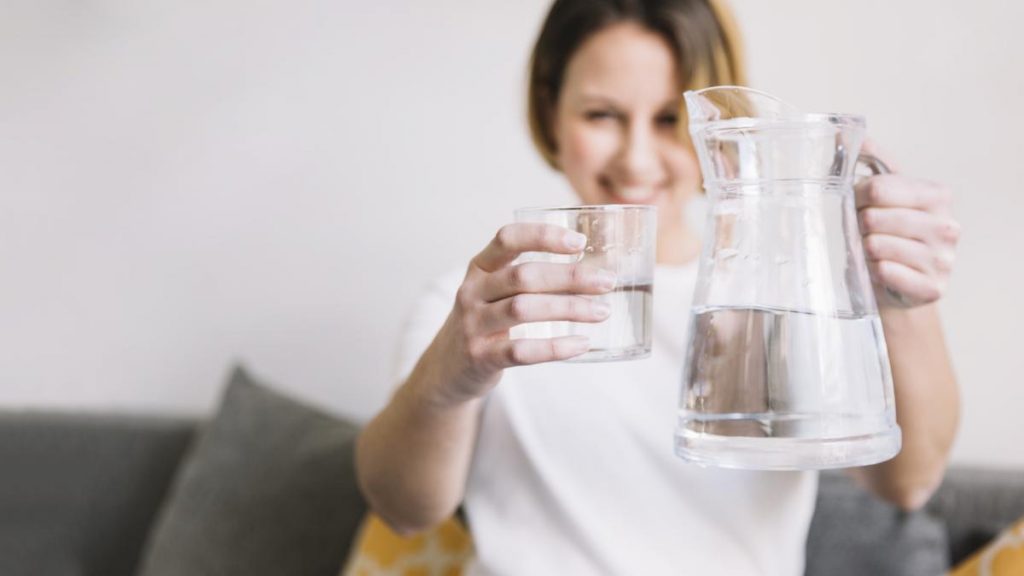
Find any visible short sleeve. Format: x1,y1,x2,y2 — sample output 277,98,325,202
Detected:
393,268,465,386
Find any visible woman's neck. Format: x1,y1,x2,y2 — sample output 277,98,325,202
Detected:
656,225,701,265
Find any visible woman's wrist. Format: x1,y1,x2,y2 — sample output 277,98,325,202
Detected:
404,325,492,413
878,302,942,337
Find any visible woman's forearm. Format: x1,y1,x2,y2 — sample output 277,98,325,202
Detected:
355,330,484,536
848,303,959,510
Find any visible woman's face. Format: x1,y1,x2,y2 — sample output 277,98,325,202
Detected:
552,23,701,261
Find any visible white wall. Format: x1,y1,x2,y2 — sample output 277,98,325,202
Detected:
2,1,1021,467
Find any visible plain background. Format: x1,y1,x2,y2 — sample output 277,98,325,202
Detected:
1,0,1021,467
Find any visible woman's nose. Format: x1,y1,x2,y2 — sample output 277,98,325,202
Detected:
615,123,661,183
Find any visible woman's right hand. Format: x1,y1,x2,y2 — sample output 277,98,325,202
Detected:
427,223,617,405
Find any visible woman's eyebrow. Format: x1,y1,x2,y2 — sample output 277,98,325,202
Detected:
576,93,681,109
576,93,621,106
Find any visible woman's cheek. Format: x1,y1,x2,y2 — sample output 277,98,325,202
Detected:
563,123,617,173
667,145,701,190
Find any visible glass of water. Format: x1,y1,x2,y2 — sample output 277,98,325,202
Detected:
511,205,657,362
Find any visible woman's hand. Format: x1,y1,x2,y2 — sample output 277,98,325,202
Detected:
428,223,616,405
855,142,961,308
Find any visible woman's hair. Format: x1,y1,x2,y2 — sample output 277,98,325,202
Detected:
527,0,746,168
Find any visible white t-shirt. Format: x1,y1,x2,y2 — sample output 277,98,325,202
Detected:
396,262,818,576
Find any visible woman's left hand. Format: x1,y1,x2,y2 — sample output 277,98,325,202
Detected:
855,142,961,309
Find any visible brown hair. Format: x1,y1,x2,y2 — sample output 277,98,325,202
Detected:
527,0,746,169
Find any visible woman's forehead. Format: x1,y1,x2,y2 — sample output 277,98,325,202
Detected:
561,23,681,104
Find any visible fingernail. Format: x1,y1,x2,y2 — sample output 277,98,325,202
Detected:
565,232,587,250
594,270,617,290
592,300,611,318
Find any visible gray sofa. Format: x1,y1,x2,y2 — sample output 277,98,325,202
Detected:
2,376,1022,576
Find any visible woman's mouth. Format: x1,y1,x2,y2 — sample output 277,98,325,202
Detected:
602,180,660,204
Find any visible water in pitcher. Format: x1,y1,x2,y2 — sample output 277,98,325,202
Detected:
676,305,897,467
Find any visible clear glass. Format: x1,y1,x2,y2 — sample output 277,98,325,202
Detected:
511,205,657,362
675,86,901,470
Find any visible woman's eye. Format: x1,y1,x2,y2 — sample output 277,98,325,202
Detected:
584,110,617,121
656,113,679,126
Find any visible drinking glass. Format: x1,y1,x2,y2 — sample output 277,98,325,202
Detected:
511,205,657,362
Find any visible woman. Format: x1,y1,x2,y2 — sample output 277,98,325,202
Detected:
356,0,960,573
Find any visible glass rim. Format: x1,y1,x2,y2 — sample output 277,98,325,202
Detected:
684,86,866,127
514,204,658,216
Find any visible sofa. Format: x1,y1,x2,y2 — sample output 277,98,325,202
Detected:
1,368,1022,576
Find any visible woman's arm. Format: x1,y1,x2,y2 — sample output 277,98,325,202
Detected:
355,327,487,536
844,142,962,510
356,223,615,534
846,304,959,510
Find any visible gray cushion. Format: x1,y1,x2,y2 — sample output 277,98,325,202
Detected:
926,466,1024,565
138,366,365,576
805,471,949,576
0,413,195,576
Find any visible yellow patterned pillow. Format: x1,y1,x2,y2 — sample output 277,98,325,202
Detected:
949,517,1024,576
341,514,473,576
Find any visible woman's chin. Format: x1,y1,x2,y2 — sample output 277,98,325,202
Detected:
606,192,660,206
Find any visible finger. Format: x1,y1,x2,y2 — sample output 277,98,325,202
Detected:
858,207,959,246
867,260,942,306
854,174,951,212
478,261,616,303
472,223,586,273
488,336,591,368
475,294,611,334
862,234,935,275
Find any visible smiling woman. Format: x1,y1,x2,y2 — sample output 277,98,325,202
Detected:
355,0,960,574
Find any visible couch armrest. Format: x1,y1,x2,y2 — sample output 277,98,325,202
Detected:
0,412,197,576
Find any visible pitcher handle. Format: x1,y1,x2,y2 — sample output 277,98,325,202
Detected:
856,153,912,307
857,153,891,176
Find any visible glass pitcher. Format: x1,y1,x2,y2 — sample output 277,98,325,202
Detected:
674,86,902,470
